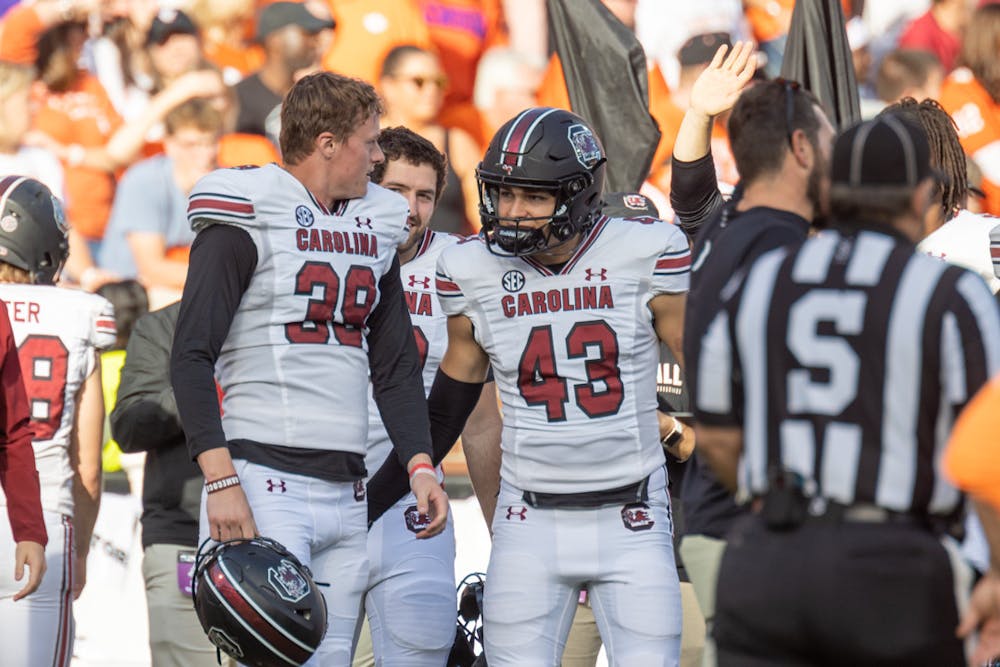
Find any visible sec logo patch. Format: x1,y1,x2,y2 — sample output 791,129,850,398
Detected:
501,270,525,293
295,205,315,228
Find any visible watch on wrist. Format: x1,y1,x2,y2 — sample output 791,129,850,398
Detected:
661,418,684,448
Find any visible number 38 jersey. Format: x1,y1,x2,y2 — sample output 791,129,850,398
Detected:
187,164,409,455
436,216,690,494
365,230,459,471
0,285,115,517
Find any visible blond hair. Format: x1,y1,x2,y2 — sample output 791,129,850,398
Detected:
0,262,32,284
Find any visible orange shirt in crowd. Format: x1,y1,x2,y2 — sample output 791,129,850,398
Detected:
32,75,123,242
218,132,280,168
320,0,433,84
0,3,45,64
537,54,683,189
944,376,1000,512
439,103,494,149
418,0,507,109
744,0,795,44
940,68,1000,216
203,40,266,81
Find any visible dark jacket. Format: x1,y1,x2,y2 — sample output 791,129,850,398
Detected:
111,303,202,549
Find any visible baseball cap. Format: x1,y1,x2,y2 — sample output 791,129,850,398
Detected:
678,32,732,68
256,2,336,42
831,115,933,191
146,9,199,46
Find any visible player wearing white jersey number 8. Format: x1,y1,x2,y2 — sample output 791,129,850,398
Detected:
369,107,690,665
170,73,449,665
0,176,113,667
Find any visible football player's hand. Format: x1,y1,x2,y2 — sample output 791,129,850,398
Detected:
12,541,45,601
72,550,87,599
410,473,449,539
206,484,259,542
689,40,756,119
958,569,1000,664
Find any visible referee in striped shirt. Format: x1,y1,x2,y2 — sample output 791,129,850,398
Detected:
694,115,1000,665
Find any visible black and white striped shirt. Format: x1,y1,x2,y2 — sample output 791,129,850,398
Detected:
695,225,1000,517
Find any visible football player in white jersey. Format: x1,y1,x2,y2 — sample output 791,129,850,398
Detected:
353,127,502,667
170,72,449,665
0,176,113,667
372,108,691,665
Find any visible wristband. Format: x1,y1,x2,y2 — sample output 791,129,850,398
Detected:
206,474,241,494
408,462,437,483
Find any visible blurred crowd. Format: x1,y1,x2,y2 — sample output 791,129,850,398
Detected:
0,0,997,302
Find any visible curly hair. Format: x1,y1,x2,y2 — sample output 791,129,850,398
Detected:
370,126,447,201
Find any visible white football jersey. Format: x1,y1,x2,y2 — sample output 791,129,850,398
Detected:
0,285,115,517
187,164,409,455
365,230,459,472
919,209,1000,293
436,216,690,494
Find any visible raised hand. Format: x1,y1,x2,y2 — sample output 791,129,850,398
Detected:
689,40,757,119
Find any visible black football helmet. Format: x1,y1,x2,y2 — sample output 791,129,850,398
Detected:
0,176,69,284
477,107,606,256
192,536,328,667
449,572,486,667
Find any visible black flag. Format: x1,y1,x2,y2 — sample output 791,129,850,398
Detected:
547,0,661,192
780,0,861,130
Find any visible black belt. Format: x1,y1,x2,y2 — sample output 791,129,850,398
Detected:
522,475,651,509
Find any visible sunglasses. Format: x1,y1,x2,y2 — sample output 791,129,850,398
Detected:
398,75,448,90
776,78,803,149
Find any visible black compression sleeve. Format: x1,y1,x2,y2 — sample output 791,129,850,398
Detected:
366,369,484,525
367,254,434,466
670,153,724,236
170,224,257,460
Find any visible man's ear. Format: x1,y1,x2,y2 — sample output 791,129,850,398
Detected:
316,132,338,159
789,129,814,170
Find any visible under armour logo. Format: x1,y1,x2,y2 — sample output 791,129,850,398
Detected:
266,479,286,493
355,217,373,229
584,268,607,282
408,275,431,289
505,505,527,521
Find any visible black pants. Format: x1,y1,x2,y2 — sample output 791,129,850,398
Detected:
714,514,965,667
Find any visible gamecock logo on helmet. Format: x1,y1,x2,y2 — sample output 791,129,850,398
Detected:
267,559,310,603
621,502,655,532
568,124,602,169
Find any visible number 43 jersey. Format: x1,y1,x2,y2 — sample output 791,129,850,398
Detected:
187,164,409,455
0,285,115,517
436,216,690,494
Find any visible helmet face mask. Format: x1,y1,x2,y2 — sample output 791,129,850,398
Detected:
0,176,69,285
477,108,606,258
192,536,328,667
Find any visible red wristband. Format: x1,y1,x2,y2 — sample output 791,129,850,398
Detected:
408,462,436,480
